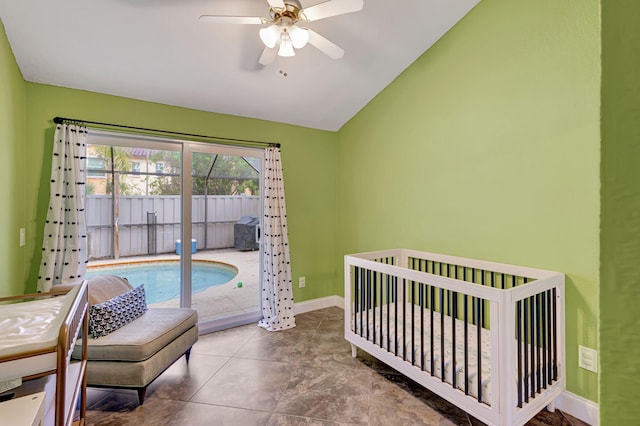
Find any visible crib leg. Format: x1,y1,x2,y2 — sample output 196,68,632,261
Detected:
546,400,556,413
351,344,357,358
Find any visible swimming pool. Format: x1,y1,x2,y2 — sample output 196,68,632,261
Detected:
86,261,238,304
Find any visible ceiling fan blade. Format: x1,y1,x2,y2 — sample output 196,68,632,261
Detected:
266,0,286,9
259,46,278,65
199,15,264,25
302,0,364,22
307,29,344,59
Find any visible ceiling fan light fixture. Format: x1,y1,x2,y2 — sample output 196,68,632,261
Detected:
200,0,363,66
259,24,280,48
278,36,295,57
289,25,309,49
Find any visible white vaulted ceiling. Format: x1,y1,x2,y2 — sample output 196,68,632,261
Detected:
0,0,479,131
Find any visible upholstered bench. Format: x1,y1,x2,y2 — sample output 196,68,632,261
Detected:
70,275,198,404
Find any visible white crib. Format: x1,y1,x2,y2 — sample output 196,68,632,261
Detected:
344,249,565,426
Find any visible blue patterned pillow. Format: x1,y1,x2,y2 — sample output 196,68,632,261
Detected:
89,284,148,338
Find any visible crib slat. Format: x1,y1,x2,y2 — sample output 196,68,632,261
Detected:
360,267,364,337
420,282,425,372
363,267,367,336
480,272,485,328
536,294,540,394
402,278,407,361
552,287,558,380
471,269,476,324
452,290,458,389
354,266,358,334
366,269,370,340
542,291,548,389
452,267,458,390
354,267,359,335
524,297,530,403
378,271,382,346
464,264,470,396
411,279,416,366
517,299,523,408
372,270,377,345
440,288,445,383
394,279,399,356
430,284,435,376
547,289,553,384
386,268,390,352
464,294,469,396
362,268,367,338
536,293,542,394
530,296,536,397
476,296,482,403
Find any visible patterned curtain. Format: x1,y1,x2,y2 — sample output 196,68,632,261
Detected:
37,123,88,292
258,146,296,331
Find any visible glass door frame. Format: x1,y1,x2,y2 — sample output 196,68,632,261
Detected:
183,142,264,333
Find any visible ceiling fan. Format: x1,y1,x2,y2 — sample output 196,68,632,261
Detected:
199,0,364,65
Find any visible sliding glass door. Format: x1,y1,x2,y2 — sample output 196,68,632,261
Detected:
185,144,263,332
85,131,263,332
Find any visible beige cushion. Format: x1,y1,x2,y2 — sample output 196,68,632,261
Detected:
86,275,134,306
73,307,198,362
83,326,199,388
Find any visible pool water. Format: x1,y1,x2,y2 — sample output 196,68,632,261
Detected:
86,261,238,304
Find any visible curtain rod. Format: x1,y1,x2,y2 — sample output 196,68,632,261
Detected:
53,116,280,148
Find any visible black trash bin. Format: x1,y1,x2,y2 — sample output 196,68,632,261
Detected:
234,216,259,250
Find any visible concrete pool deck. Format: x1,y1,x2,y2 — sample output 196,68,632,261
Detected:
88,248,261,323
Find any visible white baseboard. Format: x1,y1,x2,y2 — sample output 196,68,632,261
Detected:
295,296,598,426
294,295,344,314
556,391,599,426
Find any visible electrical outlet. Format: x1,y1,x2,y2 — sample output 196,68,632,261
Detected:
19,228,25,247
578,345,598,373
299,276,306,288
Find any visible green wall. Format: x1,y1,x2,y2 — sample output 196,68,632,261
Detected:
337,0,600,403
5,0,631,416
21,84,338,302
600,1,640,423
0,20,27,297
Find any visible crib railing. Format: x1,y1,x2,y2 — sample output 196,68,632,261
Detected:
515,288,559,407
345,248,565,426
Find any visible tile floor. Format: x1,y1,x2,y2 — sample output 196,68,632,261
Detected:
84,307,590,426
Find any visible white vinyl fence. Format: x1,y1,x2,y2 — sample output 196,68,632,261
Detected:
87,195,260,260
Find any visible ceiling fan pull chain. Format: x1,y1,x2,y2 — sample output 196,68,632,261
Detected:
279,63,288,77
277,54,288,77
